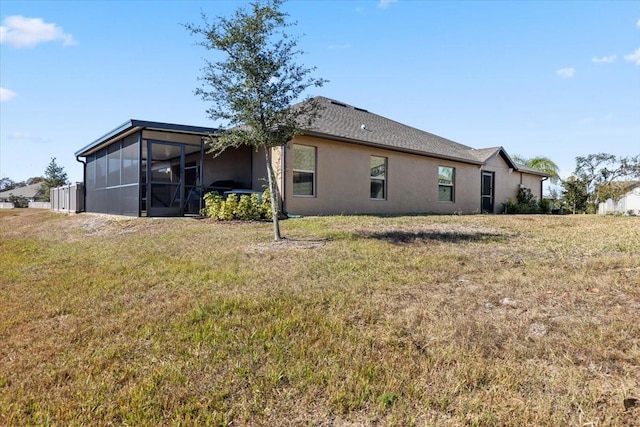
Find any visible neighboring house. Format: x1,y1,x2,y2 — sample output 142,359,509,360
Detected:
0,183,45,204
74,96,548,217
598,181,640,215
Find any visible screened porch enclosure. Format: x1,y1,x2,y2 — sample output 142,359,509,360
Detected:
85,134,204,217
79,121,266,217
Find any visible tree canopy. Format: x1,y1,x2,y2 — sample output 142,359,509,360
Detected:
511,155,560,184
38,157,69,202
574,153,640,194
185,0,327,240
557,153,639,213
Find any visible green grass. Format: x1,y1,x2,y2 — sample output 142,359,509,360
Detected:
1,210,639,426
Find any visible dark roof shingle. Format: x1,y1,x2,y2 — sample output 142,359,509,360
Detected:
300,97,549,177
302,97,482,164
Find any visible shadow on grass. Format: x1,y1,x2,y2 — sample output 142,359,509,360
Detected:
359,230,509,245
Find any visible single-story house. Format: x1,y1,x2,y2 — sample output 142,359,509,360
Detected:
0,183,45,204
74,96,548,217
598,181,640,215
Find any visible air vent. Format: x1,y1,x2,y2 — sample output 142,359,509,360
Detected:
330,101,347,107
354,107,369,113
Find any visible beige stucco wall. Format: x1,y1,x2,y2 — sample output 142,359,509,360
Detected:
199,146,253,189
282,135,486,216
252,147,269,191
480,153,544,213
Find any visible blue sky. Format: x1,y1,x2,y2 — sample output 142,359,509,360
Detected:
1,0,639,187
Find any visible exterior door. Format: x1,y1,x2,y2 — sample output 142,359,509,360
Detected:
147,141,185,217
481,171,494,213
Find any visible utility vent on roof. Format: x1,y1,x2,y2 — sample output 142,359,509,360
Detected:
354,107,369,113
330,101,347,107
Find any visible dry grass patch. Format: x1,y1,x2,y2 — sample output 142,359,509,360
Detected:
1,210,639,426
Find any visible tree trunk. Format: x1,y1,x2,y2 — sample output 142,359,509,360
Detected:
264,147,282,241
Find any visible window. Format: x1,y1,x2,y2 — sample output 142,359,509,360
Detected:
438,166,455,202
293,144,316,196
370,156,386,199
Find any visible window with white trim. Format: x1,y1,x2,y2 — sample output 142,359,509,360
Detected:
293,144,316,196
370,156,386,199
438,166,455,202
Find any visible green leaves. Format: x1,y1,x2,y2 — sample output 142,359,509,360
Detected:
184,0,327,147
185,0,326,240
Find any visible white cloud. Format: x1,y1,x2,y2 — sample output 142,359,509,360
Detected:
624,48,640,65
0,87,17,102
7,132,49,143
377,0,398,9
0,15,75,47
556,67,575,78
592,54,616,64
637,18,640,28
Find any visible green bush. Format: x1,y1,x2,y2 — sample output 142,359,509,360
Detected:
236,194,261,220
201,191,223,218
538,198,551,214
260,189,273,220
201,190,272,221
502,187,548,214
218,194,237,221
502,198,519,214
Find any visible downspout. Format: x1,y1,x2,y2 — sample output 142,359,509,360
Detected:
281,143,287,215
75,155,86,213
541,176,548,199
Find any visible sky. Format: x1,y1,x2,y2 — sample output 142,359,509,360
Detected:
1,0,639,187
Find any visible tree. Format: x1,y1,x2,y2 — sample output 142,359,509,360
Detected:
26,176,44,185
38,157,69,202
595,181,628,215
561,175,589,214
185,0,327,241
0,177,17,192
512,155,560,184
574,153,640,211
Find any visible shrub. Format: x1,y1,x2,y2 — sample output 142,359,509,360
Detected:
9,195,29,208
201,189,272,221
236,194,261,220
218,193,238,221
201,191,223,218
538,198,551,214
260,189,272,220
502,187,548,214
502,198,519,214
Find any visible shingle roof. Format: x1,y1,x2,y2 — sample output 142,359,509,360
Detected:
0,183,43,200
301,97,482,164
469,147,503,163
300,97,549,177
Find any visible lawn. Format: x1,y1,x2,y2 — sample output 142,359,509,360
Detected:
1,209,638,426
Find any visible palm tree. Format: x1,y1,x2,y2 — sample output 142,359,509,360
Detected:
512,155,560,184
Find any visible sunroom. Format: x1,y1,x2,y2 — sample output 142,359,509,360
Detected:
75,120,266,217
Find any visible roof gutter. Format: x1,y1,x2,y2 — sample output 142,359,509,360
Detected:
540,175,549,198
